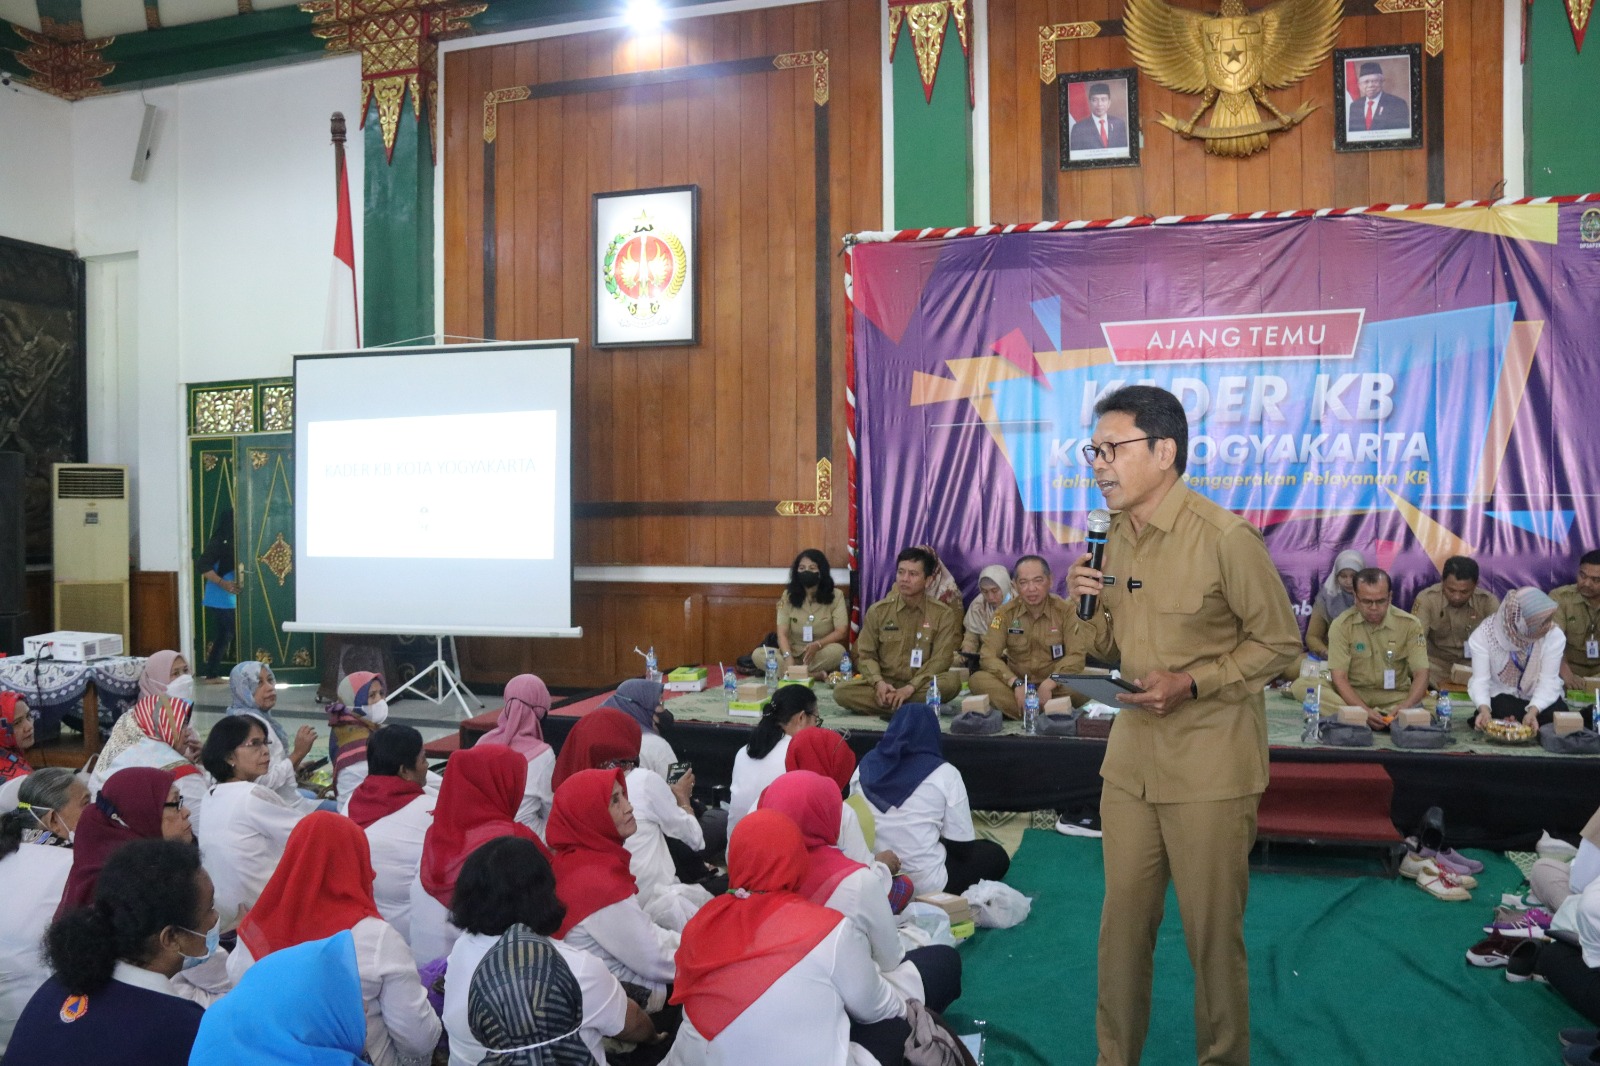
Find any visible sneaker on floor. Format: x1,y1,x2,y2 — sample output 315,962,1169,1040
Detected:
1055,810,1103,838
1399,851,1432,880
1416,861,1472,901
1505,940,1547,983
1485,907,1552,938
1560,1028,1600,1050
1430,850,1481,882
1563,1044,1600,1066
1437,847,1485,874
1465,935,1517,968
1538,831,1580,860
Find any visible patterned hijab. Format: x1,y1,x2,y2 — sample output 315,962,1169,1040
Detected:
467,924,590,1066
98,694,194,770
0,694,33,783
226,661,287,747
1484,587,1560,695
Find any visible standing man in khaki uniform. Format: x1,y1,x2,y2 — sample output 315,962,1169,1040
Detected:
1067,386,1300,1066
1327,568,1431,727
1554,549,1600,688
969,556,1087,717
1409,555,1499,686
834,546,962,718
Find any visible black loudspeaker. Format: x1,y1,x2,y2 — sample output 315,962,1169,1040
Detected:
0,452,23,618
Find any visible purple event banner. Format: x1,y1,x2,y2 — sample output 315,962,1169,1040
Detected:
848,203,1600,623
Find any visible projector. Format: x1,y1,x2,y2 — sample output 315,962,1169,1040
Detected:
22,631,125,662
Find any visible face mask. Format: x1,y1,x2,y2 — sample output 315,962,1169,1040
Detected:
18,802,69,843
166,675,196,703
363,698,389,725
177,917,221,969
655,708,676,732
797,570,821,587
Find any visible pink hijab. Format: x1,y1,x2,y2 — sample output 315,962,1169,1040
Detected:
479,673,552,760
138,651,182,701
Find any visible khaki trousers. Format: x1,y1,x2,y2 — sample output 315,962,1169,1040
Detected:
967,670,1023,718
751,642,845,678
834,672,961,719
1096,782,1259,1066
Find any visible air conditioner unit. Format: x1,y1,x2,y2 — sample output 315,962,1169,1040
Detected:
52,464,131,645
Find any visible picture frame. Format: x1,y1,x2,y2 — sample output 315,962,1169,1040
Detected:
1059,68,1141,170
1333,45,1423,152
591,184,699,348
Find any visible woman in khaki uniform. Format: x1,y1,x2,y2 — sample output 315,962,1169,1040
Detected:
751,550,850,681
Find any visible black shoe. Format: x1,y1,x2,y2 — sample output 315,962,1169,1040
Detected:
734,655,756,674
1417,805,1445,854
1055,808,1103,838
1560,1029,1600,1050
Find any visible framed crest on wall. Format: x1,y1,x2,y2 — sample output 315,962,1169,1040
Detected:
1059,68,1141,170
592,185,700,349
1334,45,1423,152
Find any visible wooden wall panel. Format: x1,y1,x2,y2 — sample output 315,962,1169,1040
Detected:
997,0,1505,222
130,571,179,656
442,0,879,572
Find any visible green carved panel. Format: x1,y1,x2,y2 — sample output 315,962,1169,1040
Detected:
236,433,317,684
189,438,237,677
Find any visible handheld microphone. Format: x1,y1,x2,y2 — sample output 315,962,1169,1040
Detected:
1077,509,1113,621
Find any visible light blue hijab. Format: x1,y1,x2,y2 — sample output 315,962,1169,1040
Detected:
226,660,287,747
188,931,366,1065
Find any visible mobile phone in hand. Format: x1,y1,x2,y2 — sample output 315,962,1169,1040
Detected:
667,761,692,785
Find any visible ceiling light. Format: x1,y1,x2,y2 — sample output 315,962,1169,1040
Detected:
625,0,664,32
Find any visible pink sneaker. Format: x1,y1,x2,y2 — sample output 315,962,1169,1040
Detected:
1485,907,1553,938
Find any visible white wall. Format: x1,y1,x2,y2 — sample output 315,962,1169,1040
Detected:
0,84,74,249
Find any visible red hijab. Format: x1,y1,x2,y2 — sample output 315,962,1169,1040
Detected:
671,810,844,1040
237,811,384,958
0,693,32,783
56,766,174,917
347,774,425,829
757,770,865,903
551,709,641,790
784,727,857,792
419,745,550,907
547,768,638,938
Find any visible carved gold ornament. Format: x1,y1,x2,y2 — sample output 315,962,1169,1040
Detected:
261,386,294,432
292,648,314,667
250,451,269,469
1039,22,1104,83
1125,0,1343,157
772,51,831,106
11,27,115,101
258,532,294,587
201,454,219,472
776,459,833,517
192,388,256,436
255,650,275,665
889,1,971,104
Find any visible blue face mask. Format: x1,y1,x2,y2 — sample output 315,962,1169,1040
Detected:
177,917,221,969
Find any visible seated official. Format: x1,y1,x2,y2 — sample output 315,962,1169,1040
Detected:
349,725,438,946
2,840,210,1066
1305,549,1366,658
959,565,1013,668
752,549,851,681
1554,549,1600,689
1410,555,1499,687
969,555,1086,719
1327,568,1430,728
834,547,961,718
1469,588,1575,731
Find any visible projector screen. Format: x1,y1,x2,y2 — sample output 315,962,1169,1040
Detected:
289,342,577,636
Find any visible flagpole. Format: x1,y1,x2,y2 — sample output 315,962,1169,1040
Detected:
325,111,361,349
331,111,346,197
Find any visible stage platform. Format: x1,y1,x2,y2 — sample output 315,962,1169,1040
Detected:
458,672,1600,852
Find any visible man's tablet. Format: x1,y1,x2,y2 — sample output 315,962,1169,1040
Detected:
1053,673,1142,705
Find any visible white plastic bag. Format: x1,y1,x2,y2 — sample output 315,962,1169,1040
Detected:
897,901,957,948
962,879,1032,929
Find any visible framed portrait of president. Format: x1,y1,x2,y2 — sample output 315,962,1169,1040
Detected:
1334,45,1422,152
1060,69,1140,170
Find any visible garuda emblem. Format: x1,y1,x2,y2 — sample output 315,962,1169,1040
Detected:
1125,0,1342,157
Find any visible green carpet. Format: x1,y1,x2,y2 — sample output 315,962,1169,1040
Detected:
944,831,1586,1065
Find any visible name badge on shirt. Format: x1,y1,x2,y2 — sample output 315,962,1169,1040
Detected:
1463,644,1472,660
910,648,924,669
1588,638,1599,660
1050,643,1065,659
1383,669,1396,690
802,624,815,642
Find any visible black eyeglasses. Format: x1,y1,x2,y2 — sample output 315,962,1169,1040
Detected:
599,758,639,771
164,798,186,811
1081,436,1160,464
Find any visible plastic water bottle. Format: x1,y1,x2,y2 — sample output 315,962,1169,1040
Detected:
1302,684,1321,743
1435,689,1453,733
927,676,942,714
839,651,853,679
645,646,659,683
1023,679,1040,736
765,649,779,693
722,663,737,702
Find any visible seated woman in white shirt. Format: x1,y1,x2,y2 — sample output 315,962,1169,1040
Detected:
443,835,656,1065
474,673,557,837
223,660,323,814
348,724,438,945
860,704,1009,895
0,767,89,1055
548,768,680,1012
728,685,822,834
196,715,305,930
229,811,439,1066
758,770,962,1014
668,810,910,1066
554,708,711,931
1469,588,1575,731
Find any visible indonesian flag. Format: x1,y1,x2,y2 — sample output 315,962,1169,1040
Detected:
324,146,360,350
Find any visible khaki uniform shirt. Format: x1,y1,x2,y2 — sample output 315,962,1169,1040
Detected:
1553,585,1600,676
1410,584,1499,681
854,592,960,691
1327,606,1430,709
1078,482,1301,803
979,594,1086,685
776,591,849,650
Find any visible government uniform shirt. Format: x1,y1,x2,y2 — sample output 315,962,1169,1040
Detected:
776,592,850,651
1078,482,1301,804
853,593,959,692
1410,584,1499,682
1327,606,1430,709
1553,585,1600,678
979,594,1086,685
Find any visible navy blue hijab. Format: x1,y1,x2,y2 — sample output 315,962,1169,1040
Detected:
858,703,945,810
